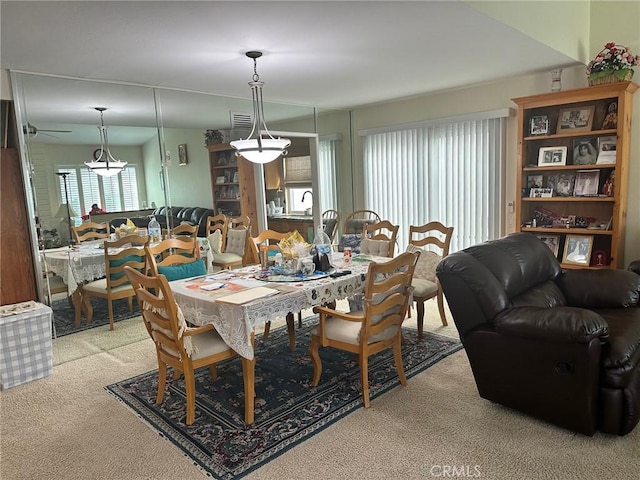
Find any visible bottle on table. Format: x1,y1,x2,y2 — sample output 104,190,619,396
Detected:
148,216,162,242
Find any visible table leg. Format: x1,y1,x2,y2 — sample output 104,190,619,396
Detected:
72,288,83,326
241,334,256,425
286,313,296,351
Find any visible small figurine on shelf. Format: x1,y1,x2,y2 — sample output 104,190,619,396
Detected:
602,171,615,196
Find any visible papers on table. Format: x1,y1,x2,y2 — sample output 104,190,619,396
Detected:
227,278,266,289
199,283,226,291
216,286,280,305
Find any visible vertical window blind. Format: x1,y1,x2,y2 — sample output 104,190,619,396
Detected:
318,139,338,213
362,114,506,252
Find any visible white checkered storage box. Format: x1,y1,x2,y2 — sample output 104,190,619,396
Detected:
0,302,53,390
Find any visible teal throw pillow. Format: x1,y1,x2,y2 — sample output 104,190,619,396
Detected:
157,259,207,282
109,254,145,281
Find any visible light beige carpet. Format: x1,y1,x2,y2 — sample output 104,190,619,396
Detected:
1,300,638,480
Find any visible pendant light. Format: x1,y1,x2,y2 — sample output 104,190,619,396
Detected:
84,107,127,176
230,51,291,164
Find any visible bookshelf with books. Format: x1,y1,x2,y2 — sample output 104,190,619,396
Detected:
512,82,637,269
207,143,258,234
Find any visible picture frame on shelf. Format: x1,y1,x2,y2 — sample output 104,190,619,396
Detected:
557,105,595,133
574,169,600,196
217,152,228,166
527,174,543,189
601,100,618,130
215,175,226,184
178,144,188,166
538,146,567,166
572,138,598,165
592,249,608,267
536,234,560,257
529,187,553,198
232,171,239,183
547,173,575,197
529,115,550,136
596,135,617,164
562,234,594,266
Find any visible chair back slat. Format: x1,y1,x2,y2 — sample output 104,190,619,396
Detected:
409,221,454,256
145,237,199,276
361,220,399,258
104,236,149,289
72,221,110,243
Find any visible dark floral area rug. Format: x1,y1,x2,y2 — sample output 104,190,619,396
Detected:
106,322,462,479
52,297,140,337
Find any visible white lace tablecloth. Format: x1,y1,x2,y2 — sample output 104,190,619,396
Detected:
43,242,108,294
170,254,386,359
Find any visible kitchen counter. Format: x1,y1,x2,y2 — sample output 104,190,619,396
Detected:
267,215,314,241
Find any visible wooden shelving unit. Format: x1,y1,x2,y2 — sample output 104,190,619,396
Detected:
512,82,637,269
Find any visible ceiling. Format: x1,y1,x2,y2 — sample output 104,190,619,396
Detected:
1,1,578,144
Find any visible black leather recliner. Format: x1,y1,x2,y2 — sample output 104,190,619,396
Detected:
436,232,640,436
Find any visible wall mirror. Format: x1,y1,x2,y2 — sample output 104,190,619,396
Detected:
11,71,353,303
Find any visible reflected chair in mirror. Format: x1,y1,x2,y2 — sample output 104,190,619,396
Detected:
339,210,381,253
166,223,198,238
123,266,255,425
250,229,299,350
210,215,250,270
71,221,110,243
145,237,202,278
361,220,399,258
309,251,418,407
206,214,228,238
322,209,340,245
81,234,149,330
407,221,454,337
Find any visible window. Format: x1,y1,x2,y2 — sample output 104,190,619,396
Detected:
361,111,508,252
57,165,140,222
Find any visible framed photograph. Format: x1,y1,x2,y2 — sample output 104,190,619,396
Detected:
529,187,553,198
556,106,595,133
232,171,239,183
527,174,543,189
547,173,575,197
562,234,594,266
572,138,597,165
217,152,228,166
536,234,560,257
215,175,226,184
592,249,608,267
178,144,188,166
538,146,567,166
596,135,617,164
574,169,600,196
529,115,550,136
601,101,618,129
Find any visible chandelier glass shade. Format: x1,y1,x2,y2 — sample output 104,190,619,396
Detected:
230,51,291,164
84,107,127,176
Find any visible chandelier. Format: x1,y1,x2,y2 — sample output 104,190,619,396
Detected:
84,107,127,176
230,51,291,164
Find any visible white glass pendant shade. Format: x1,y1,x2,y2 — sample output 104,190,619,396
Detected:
84,108,127,176
230,138,291,164
230,52,290,164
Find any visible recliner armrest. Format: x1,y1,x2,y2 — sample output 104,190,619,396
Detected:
495,306,608,343
558,269,640,308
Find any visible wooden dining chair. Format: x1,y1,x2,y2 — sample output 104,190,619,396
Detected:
123,266,255,425
71,221,110,243
322,209,340,244
309,251,418,407
145,237,202,277
167,223,198,238
339,210,381,253
211,215,250,270
249,229,300,350
81,234,149,330
361,220,399,258
407,221,454,337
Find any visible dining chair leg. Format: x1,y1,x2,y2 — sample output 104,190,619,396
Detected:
436,290,448,326
297,311,302,328
156,360,167,404
107,297,115,330
184,368,196,425
308,335,322,386
360,356,371,408
393,338,407,386
209,364,218,380
263,321,271,339
82,293,94,324
73,288,83,326
416,299,425,339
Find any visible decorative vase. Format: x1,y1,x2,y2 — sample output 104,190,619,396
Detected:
588,68,634,86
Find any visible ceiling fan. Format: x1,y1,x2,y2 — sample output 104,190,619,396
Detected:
23,122,72,138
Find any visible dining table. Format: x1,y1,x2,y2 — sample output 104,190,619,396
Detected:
169,253,389,424
43,242,109,325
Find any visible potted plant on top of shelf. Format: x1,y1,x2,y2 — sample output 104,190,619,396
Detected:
587,42,639,86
